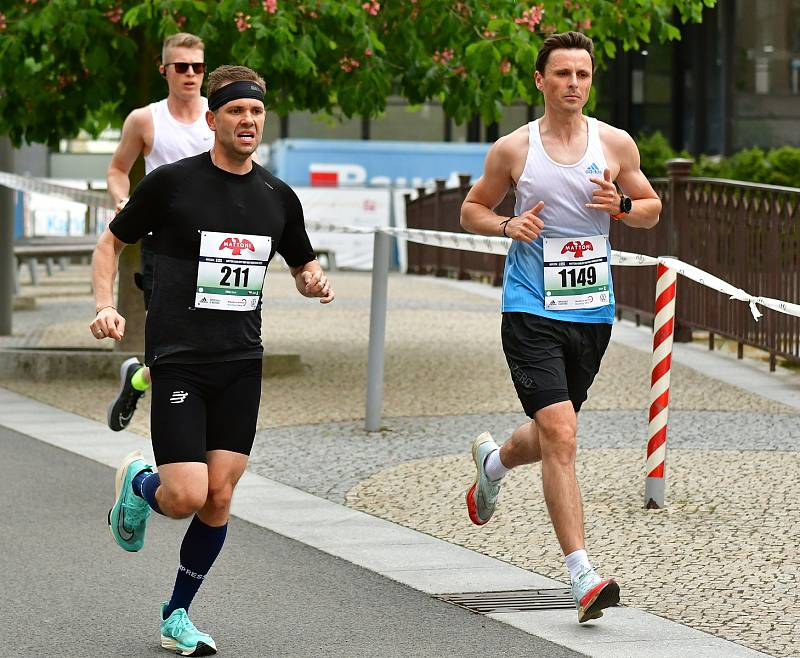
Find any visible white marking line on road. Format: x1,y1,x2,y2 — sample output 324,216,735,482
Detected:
0,387,773,658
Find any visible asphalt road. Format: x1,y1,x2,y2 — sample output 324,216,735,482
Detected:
0,426,582,658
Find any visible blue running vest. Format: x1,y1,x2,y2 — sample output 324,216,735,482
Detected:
502,117,615,324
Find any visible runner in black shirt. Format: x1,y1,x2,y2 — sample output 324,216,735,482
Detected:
90,65,334,656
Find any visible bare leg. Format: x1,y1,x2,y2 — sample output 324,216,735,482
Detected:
533,401,585,556
198,450,248,526
143,366,152,385
154,461,208,519
498,420,542,468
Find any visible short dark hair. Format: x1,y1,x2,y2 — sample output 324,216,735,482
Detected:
535,31,595,74
207,65,266,98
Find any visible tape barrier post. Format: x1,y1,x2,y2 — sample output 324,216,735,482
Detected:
365,230,391,432
645,263,677,509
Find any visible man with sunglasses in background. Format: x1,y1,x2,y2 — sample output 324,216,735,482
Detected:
105,33,212,433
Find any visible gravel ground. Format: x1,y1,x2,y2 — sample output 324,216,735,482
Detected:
2,264,799,657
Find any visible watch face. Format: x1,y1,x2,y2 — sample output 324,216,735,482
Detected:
621,195,633,213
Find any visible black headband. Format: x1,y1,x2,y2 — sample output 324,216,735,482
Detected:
208,80,265,111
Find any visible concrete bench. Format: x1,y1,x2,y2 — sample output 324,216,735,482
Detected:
13,238,96,289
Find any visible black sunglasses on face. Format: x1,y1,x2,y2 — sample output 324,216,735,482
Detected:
165,62,206,74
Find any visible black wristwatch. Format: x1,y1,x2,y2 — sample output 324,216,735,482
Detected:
612,193,632,219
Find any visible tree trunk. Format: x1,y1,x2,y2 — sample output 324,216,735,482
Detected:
115,154,146,352
116,34,157,353
0,138,14,335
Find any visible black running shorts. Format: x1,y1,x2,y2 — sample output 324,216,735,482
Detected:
149,359,262,465
501,312,612,417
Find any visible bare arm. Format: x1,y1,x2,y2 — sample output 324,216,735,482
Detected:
589,127,661,229
289,259,334,304
106,108,150,211
89,228,128,340
460,134,545,243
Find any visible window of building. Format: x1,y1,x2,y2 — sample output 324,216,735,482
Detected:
736,0,800,95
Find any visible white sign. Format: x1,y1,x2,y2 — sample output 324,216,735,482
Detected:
295,187,409,271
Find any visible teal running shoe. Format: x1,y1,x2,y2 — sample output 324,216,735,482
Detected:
571,567,620,623
466,432,503,525
160,604,217,656
108,450,152,552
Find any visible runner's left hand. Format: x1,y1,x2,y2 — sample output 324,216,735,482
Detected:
301,270,335,304
585,168,621,214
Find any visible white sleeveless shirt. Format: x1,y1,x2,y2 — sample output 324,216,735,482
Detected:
502,116,615,324
144,98,213,174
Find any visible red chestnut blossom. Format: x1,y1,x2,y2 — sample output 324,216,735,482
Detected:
0,13,6,30
362,1,380,16
578,18,591,30
104,6,123,23
364,48,374,57
339,56,361,73
263,0,278,14
432,48,454,64
515,5,544,32
500,59,511,75
235,11,252,31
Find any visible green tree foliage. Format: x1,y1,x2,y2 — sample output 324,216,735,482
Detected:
0,0,717,147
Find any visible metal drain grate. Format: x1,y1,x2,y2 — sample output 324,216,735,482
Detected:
436,588,576,614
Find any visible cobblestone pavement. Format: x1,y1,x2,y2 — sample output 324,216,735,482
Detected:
2,265,799,657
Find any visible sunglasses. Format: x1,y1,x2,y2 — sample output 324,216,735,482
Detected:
165,62,206,74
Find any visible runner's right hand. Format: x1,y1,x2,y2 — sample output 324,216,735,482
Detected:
90,307,126,341
115,197,129,214
505,201,545,243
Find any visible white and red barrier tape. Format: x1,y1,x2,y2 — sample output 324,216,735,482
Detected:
4,173,798,510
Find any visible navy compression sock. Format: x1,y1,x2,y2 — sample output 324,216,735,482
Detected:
163,515,228,619
132,470,163,515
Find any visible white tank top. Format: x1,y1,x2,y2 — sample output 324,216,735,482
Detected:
502,116,615,323
144,98,213,174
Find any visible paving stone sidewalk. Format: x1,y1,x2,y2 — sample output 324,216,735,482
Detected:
2,265,798,657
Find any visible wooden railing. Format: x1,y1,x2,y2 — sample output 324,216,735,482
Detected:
405,160,800,369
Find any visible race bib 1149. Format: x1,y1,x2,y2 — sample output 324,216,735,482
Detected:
542,235,610,311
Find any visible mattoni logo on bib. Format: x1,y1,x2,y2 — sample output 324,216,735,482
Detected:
219,237,255,256
560,240,594,258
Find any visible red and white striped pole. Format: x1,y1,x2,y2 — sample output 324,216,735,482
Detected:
645,263,677,509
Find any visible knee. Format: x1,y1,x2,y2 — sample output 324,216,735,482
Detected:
162,486,207,519
539,425,577,463
205,483,234,516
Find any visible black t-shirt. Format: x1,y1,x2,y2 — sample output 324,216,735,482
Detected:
110,152,315,366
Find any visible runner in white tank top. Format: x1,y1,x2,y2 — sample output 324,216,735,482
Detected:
105,34,211,434
144,97,212,174
460,31,661,625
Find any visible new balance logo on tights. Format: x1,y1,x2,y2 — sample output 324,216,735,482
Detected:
169,391,188,404
585,162,601,175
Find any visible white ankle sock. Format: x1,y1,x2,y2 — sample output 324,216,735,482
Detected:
565,549,592,582
484,448,510,481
